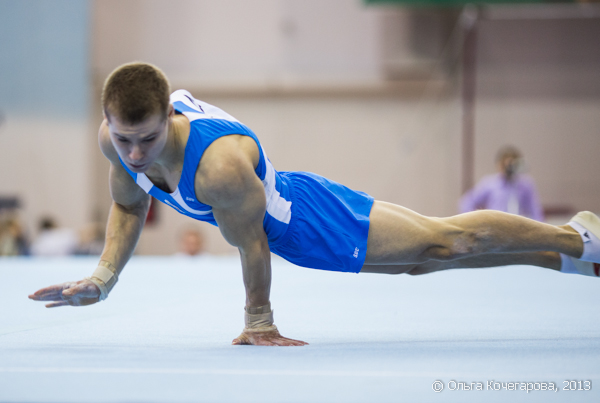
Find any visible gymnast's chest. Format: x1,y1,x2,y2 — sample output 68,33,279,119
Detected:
145,169,183,194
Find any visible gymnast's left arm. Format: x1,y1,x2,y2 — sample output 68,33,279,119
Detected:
197,137,307,346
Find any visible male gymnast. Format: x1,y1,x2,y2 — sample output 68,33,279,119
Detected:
29,63,600,346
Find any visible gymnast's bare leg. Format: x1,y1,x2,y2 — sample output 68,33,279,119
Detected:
361,201,598,276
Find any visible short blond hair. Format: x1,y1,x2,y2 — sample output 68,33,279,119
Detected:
101,62,170,124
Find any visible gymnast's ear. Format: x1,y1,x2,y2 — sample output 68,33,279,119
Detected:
102,109,113,124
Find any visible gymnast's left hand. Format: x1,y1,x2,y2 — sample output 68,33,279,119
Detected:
232,327,308,346
28,279,101,308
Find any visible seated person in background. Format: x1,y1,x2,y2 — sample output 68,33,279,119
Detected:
460,146,544,221
175,228,206,257
0,218,29,256
30,216,79,257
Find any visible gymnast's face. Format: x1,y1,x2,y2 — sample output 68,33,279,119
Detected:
106,107,173,173
498,154,521,180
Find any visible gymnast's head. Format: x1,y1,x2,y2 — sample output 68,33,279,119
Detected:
102,62,174,172
496,145,523,180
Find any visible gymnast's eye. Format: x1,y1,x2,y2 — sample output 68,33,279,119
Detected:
142,136,155,143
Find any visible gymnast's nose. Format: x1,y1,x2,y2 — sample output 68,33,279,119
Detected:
129,145,143,161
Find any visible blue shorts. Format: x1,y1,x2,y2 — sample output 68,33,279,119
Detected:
269,171,374,273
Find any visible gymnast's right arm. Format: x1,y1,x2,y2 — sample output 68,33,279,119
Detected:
28,122,150,308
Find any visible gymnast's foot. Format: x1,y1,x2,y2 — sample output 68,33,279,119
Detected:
560,254,600,277
559,211,600,277
569,211,600,263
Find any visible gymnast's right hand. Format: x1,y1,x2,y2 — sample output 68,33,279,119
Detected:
28,279,101,308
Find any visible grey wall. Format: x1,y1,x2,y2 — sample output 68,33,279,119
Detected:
2,0,598,255
474,16,600,214
91,1,600,254
0,0,90,118
0,0,93,236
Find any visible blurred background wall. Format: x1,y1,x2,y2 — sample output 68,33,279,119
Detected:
0,0,93,240
1,0,599,255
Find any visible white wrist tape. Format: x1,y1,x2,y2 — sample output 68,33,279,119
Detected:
244,302,275,330
85,261,118,301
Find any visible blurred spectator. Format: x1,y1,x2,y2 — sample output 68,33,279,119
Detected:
460,146,544,221
75,222,105,255
30,216,79,256
0,217,29,256
175,228,206,257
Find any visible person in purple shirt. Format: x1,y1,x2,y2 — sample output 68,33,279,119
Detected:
460,146,544,222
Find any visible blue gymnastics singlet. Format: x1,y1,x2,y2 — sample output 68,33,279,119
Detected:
119,89,292,245
120,90,374,273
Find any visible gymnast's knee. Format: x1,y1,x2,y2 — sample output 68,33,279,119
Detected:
421,227,490,261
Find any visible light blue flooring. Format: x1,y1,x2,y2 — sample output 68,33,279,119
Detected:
0,256,598,402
